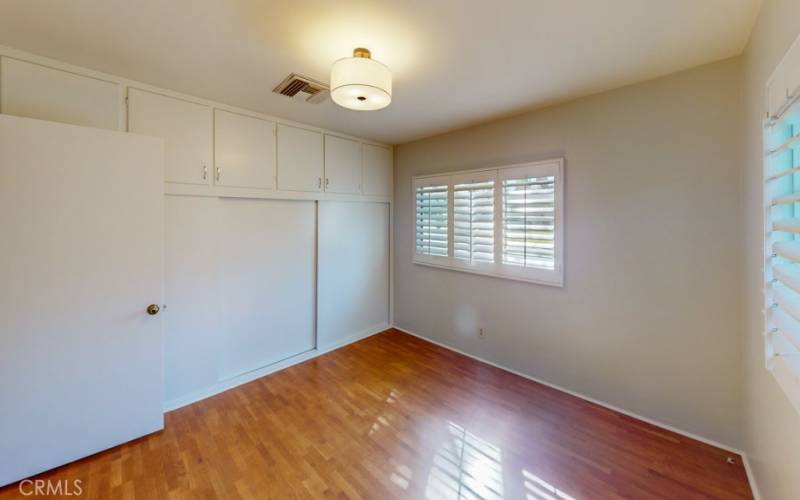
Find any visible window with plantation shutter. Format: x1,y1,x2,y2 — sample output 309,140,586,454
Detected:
414,176,449,259
763,35,800,416
412,159,563,286
453,171,496,263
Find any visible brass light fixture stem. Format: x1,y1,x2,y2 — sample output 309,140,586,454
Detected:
353,48,371,59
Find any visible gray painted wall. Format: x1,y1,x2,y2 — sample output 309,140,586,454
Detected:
394,58,744,448
742,1,800,498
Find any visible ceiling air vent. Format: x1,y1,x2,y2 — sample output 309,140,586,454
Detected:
273,73,329,104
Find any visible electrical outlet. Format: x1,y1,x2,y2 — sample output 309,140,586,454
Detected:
479,328,485,337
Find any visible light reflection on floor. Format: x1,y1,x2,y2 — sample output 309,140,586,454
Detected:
523,469,576,500
391,463,413,490
371,390,578,499
424,421,504,499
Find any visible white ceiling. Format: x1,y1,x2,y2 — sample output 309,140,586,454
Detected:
0,0,761,144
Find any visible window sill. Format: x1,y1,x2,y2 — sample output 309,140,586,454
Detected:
412,257,563,287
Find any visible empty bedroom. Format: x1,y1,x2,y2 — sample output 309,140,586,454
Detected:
1,0,799,498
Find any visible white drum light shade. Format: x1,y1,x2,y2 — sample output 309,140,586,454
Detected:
330,48,392,111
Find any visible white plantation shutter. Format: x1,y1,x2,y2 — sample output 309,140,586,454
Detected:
501,171,556,270
453,171,495,263
764,49,800,414
412,160,563,286
415,177,449,258
499,161,563,284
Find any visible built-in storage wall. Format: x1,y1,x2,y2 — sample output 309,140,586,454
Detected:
0,49,392,409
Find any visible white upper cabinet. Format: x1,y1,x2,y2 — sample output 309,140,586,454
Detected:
0,57,119,130
214,110,276,190
362,144,393,197
127,88,212,186
0,50,390,200
277,124,324,192
324,135,362,194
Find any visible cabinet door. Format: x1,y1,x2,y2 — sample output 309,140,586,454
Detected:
128,88,212,186
0,57,120,130
362,144,393,197
277,124,324,192
324,135,362,194
214,110,276,189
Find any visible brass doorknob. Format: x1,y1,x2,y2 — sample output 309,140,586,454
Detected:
146,304,160,316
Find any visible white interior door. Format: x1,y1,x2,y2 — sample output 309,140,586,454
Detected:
0,114,165,487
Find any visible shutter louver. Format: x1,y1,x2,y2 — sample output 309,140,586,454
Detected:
453,179,494,263
415,183,449,257
502,175,556,270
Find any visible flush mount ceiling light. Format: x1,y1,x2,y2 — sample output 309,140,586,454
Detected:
330,48,392,111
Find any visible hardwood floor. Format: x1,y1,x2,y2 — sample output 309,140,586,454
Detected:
0,329,752,499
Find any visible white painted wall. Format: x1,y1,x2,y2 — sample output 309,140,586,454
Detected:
394,58,744,448
318,201,390,348
741,1,800,498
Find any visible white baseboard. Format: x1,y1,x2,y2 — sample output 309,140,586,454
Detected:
392,325,744,456
163,324,388,412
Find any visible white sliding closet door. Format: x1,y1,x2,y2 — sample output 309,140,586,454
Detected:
318,202,390,348
0,115,164,486
218,198,316,380
164,196,221,402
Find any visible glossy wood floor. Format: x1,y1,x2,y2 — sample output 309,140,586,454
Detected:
1,329,752,499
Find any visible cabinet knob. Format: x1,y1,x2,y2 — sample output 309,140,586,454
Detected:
318,177,322,189
202,165,208,180
216,167,221,182
146,304,160,316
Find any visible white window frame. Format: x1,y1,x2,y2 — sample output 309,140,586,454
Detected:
412,158,564,287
